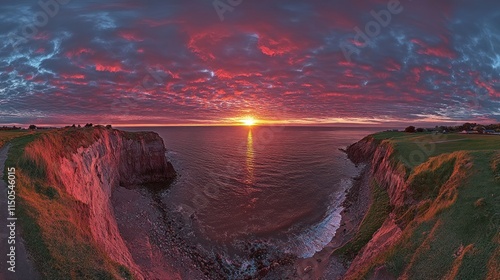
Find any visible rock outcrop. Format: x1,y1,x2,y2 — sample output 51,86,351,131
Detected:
347,136,409,205
24,127,176,278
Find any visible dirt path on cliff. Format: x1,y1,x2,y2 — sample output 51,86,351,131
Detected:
0,144,39,280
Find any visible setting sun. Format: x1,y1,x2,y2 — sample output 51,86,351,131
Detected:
242,117,257,126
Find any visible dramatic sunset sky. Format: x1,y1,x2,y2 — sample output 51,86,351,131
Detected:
1,0,499,126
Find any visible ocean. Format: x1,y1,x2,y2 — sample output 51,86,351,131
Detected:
122,126,382,260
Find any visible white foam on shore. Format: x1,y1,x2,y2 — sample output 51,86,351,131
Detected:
276,177,352,258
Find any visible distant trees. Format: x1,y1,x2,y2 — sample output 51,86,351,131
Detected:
404,126,424,132
401,122,500,134
454,122,500,133
29,125,37,130
0,126,21,131
455,122,496,132
485,123,500,131
458,122,476,131
404,126,416,133
77,123,112,129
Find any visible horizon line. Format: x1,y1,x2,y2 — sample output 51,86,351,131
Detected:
2,122,494,129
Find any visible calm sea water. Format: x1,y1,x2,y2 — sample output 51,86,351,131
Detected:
123,126,382,258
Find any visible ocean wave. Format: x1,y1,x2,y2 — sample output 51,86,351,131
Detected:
270,177,352,258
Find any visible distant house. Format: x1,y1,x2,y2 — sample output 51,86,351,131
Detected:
484,130,496,134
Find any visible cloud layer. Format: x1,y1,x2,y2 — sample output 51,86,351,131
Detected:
1,0,499,125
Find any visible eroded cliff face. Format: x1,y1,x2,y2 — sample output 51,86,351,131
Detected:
344,137,408,279
343,136,471,279
24,128,176,279
347,137,408,207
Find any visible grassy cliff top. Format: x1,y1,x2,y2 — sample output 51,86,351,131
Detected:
343,131,500,280
371,131,500,161
0,126,161,153
0,130,38,149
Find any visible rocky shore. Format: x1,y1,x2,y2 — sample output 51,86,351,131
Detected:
295,135,396,279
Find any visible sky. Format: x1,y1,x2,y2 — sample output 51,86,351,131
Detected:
0,0,499,126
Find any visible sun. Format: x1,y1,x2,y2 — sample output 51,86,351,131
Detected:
241,117,257,126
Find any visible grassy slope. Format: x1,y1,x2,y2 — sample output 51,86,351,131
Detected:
340,132,500,279
1,129,133,280
0,130,33,149
336,181,391,260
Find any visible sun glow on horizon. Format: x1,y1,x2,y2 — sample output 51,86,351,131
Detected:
241,116,257,126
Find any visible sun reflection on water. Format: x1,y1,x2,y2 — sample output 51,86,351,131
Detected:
246,129,254,185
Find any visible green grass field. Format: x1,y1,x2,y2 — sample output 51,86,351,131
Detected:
373,132,499,168
340,131,500,279
0,130,34,149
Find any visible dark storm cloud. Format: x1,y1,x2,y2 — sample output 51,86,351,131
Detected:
0,0,499,125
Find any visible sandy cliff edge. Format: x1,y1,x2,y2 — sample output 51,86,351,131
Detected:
21,127,176,279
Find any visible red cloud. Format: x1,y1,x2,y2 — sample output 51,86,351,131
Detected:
386,59,401,72
258,36,297,56
187,30,221,61
417,47,455,59
95,63,123,73
337,83,361,90
33,32,50,40
423,65,449,76
117,30,144,41
61,74,85,79
411,39,456,59
184,17,312,62
65,48,94,59
214,69,263,79
473,75,498,98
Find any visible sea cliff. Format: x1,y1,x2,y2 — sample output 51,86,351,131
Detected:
347,137,408,208
343,137,406,279
13,127,176,279
339,132,499,280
